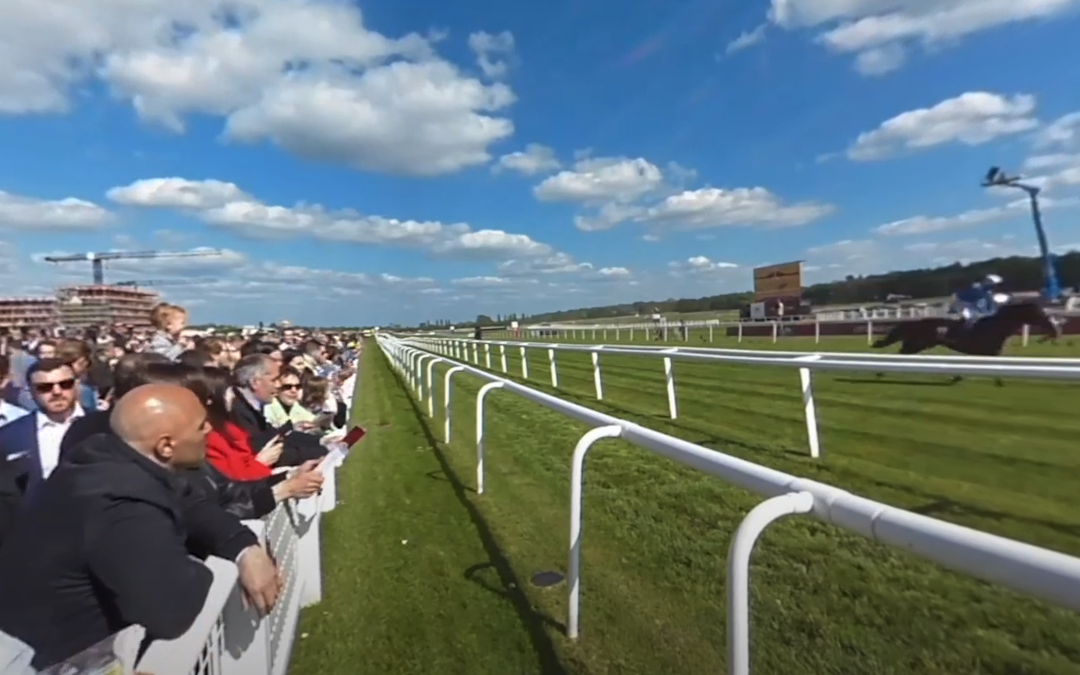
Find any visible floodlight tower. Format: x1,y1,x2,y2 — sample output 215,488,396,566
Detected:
981,167,1061,302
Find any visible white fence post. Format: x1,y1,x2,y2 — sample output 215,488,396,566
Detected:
443,366,466,443
663,354,678,419
548,348,559,387
426,358,442,417
500,345,508,373
727,492,815,675
520,346,529,379
591,350,604,400
792,355,823,458
475,382,505,495
568,424,625,639
485,343,492,368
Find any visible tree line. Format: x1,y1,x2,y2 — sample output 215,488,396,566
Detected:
441,251,1079,327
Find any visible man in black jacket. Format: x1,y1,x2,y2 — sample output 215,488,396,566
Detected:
59,360,323,521
232,353,326,464
0,384,281,669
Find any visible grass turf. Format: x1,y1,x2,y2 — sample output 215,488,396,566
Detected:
292,336,1080,675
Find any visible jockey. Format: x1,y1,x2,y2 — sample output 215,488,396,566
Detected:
953,274,1004,324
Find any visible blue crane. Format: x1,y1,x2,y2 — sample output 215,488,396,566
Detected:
982,167,1061,302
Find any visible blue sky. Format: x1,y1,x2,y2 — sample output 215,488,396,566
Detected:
2,0,1080,326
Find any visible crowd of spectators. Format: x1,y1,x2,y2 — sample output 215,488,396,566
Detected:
0,302,360,673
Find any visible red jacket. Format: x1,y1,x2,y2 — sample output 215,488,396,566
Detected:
205,421,272,480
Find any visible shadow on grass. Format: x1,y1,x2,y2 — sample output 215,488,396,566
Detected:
392,368,570,675
544,386,806,460
832,377,959,387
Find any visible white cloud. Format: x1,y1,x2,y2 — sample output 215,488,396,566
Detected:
107,178,247,209
853,43,906,76
668,256,740,276
0,190,114,230
497,252,592,277
726,24,767,54
495,144,561,175
875,197,1079,236
468,31,516,79
848,92,1038,161
535,155,832,233
768,0,1080,75
639,187,834,231
0,0,515,176
106,176,555,261
534,157,665,204
1034,112,1080,150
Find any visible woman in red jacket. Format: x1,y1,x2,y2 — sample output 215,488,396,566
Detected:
201,366,284,481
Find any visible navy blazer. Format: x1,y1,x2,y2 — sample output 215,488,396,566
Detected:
0,414,42,494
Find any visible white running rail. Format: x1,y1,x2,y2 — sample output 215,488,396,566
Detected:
414,336,1080,460
378,334,1080,675
484,315,1058,346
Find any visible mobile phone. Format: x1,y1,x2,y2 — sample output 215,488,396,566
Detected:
342,425,367,446
275,420,294,437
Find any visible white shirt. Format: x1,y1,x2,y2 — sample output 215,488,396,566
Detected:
36,405,85,480
0,400,29,428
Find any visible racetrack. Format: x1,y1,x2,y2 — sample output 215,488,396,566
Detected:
297,336,1080,675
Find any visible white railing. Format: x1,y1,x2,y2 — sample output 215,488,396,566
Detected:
501,314,1059,346
378,334,1080,675
135,466,338,675
419,337,1080,460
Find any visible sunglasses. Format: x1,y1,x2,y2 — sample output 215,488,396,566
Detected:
33,379,77,394
279,383,301,391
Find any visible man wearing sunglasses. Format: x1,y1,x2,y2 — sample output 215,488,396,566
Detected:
0,358,84,500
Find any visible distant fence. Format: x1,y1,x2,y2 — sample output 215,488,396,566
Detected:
495,313,1078,345
378,334,1080,675
418,337,1080,459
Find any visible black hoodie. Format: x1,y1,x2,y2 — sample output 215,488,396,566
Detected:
0,432,257,670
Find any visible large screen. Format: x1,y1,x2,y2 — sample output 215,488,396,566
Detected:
753,261,803,301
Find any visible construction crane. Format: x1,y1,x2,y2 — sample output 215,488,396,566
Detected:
42,250,223,285
113,279,204,289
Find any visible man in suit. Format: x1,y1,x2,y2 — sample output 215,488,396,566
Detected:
0,358,84,498
231,354,325,465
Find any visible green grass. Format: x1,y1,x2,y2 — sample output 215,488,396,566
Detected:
293,336,1080,675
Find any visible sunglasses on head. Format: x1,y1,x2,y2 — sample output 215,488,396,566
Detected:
33,379,77,394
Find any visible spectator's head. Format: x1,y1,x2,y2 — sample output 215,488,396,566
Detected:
178,349,214,368
302,375,329,409
282,349,304,371
197,337,229,367
276,367,303,406
234,353,279,404
151,302,188,337
27,358,78,416
302,339,322,359
113,352,172,399
34,340,56,360
56,339,92,378
198,366,233,430
110,384,208,470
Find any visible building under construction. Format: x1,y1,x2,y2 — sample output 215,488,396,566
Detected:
0,285,162,330
0,297,58,330
55,285,160,328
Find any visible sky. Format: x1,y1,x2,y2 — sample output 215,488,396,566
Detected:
2,0,1080,326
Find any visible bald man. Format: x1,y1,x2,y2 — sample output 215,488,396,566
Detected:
0,384,274,670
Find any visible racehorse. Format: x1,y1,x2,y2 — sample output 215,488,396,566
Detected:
870,300,1062,385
